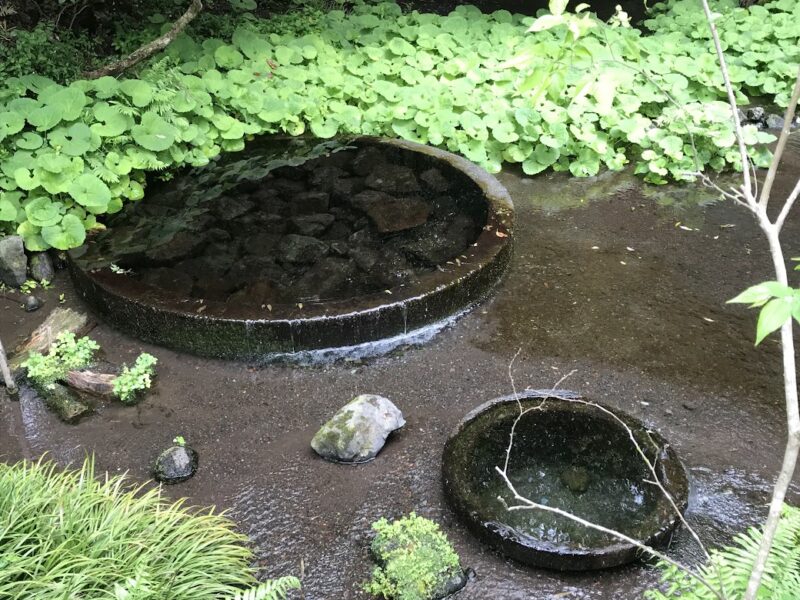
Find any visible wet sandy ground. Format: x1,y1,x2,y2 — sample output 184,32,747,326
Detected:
2,138,800,599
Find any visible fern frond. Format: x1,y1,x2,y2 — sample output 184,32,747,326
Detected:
230,576,301,600
646,505,800,599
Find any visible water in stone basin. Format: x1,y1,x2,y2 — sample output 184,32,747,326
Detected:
75,137,487,307
453,405,672,551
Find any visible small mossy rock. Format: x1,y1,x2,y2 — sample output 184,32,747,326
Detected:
29,252,55,283
311,394,405,463
38,382,93,424
0,235,27,287
154,445,198,484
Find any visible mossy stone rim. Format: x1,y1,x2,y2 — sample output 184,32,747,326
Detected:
68,136,514,360
441,390,690,571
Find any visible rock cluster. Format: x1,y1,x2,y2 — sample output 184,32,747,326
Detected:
96,145,483,306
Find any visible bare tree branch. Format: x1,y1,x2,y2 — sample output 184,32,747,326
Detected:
698,3,800,599
82,0,203,80
758,67,800,210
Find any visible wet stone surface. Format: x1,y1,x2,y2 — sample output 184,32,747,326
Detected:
74,139,485,306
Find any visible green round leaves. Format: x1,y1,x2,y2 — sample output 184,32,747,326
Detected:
41,214,86,250
68,173,112,211
24,197,62,227
132,112,178,152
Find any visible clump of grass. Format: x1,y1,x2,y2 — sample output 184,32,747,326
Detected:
0,458,276,599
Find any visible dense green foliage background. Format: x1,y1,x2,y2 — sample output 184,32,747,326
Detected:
0,0,796,250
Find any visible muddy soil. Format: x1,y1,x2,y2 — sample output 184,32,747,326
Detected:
2,136,800,599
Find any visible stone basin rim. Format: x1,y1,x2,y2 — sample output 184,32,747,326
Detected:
442,390,691,571
68,135,514,359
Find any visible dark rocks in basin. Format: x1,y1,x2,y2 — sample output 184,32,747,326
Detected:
140,267,194,296
29,252,55,283
242,233,282,256
277,234,329,265
0,235,27,287
765,113,785,130
746,106,765,124
311,394,405,463
290,213,336,237
351,145,386,176
351,191,431,233
365,165,421,194
322,220,354,242
397,214,477,266
154,445,198,484
309,165,348,192
291,191,330,215
331,176,366,201
294,257,360,300
270,177,307,196
145,231,208,263
420,167,452,193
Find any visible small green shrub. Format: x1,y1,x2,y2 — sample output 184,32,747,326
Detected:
646,504,800,599
113,352,158,404
365,513,463,600
0,457,299,599
22,331,99,389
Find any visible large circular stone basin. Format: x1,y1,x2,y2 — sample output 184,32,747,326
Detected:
442,391,689,570
68,136,513,360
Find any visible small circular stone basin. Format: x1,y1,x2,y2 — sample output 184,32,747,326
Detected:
442,391,689,571
68,136,513,360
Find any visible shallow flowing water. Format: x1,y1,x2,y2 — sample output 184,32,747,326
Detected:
2,133,799,599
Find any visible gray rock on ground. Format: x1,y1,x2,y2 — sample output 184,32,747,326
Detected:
29,252,54,283
311,394,405,463
154,445,198,484
0,235,27,287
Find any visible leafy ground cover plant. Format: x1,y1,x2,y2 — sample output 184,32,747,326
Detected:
0,0,797,251
113,351,158,404
0,457,299,599
22,331,99,390
365,513,463,600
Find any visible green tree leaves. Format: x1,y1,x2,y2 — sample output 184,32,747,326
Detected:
729,282,800,345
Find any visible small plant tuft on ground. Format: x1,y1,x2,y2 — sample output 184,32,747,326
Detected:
113,352,158,404
22,331,99,390
0,457,299,599
365,512,463,600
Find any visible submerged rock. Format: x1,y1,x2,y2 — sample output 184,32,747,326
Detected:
560,466,590,494
352,191,431,233
765,113,785,130
39,382,93,424
0,235,27,287
365,165,421,194
154,445,198,484
277,234,329,265
311,394,405,463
